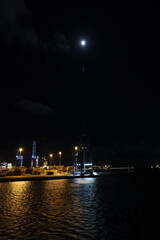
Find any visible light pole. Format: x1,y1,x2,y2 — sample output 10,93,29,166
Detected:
49,154,53,167
16,148,23,167
59,151,62,165
74,146,78,172
19,148,23,155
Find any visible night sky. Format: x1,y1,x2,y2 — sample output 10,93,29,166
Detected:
0,0,160,167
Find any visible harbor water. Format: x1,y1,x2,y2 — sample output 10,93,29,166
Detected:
0,174,160,240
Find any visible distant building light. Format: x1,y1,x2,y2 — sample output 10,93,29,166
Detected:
7,163,12,169
1,162,7,169
84,163,92,166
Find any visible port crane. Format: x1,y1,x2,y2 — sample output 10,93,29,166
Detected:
73,118,93,175
30,141,39,168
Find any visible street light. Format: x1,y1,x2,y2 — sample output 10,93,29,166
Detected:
19,148,23,155
49,154,53,166
16,148,23,167
59,151,62,165
74,146,78,173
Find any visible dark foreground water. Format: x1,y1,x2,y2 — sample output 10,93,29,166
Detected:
0,174,160,240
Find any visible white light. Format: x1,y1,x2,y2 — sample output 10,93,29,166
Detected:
7,163,12,169
93,172,98,176
81,40,86,46
84,163,92,166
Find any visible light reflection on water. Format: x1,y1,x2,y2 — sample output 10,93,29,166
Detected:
0,176,160,239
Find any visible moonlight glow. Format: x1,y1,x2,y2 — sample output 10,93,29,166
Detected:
81,40,86,46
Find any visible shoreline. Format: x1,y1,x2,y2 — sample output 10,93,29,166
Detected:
1,170,160,183
0,171,136,182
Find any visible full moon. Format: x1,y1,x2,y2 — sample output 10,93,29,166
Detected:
81,40,86,46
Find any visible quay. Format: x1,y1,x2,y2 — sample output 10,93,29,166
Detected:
0,171,136,182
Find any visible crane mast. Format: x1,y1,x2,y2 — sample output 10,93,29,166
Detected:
30,141,39,168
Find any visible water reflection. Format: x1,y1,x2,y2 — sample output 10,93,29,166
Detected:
0,181,30,214
0,181,32,240
73,177,96,184
1,176,160,239
0,178,107,239
65,178,107,239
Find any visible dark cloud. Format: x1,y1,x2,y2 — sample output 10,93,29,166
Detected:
44,28,70,55
0,0,39,47
14,99,54,116
46,28,71,54
0,0,70,52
